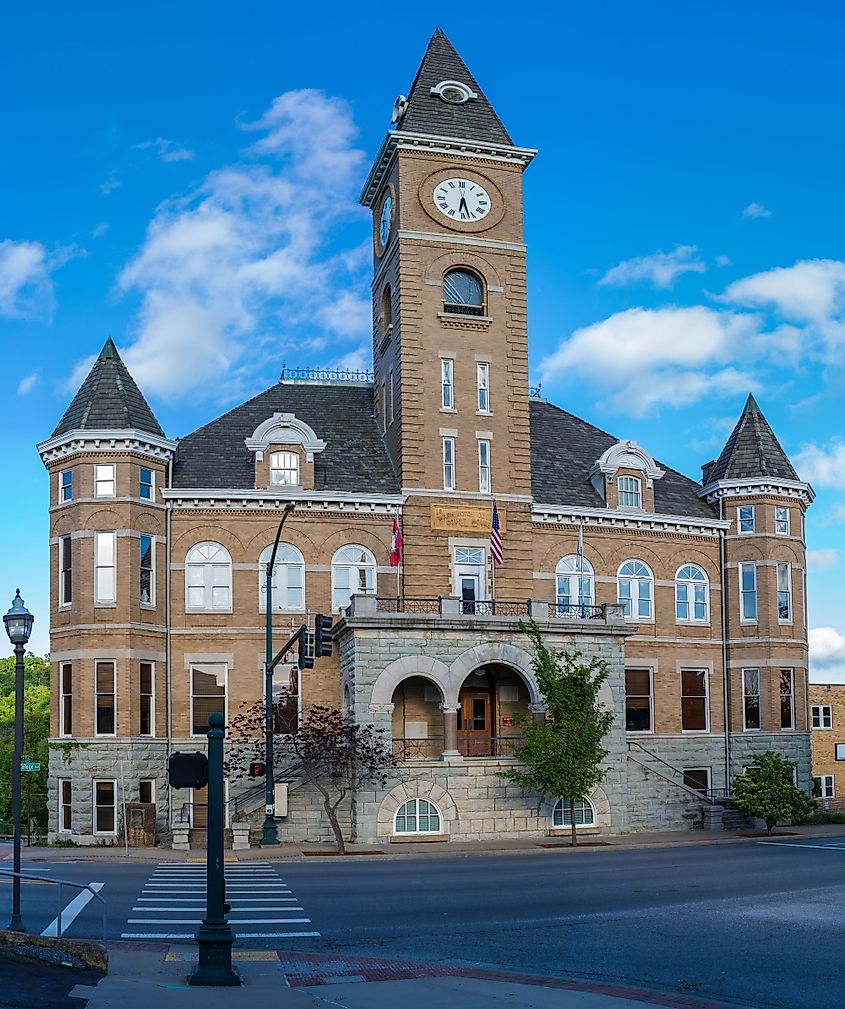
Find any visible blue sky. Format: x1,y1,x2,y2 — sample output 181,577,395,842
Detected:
2,1,844,676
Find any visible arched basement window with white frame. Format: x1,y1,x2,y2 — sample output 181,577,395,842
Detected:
394,797,442,835
185,542,232,611
552,797,596,828
617,559,654,620
555,555,594,614
270,451,299,486
332,545,376,611
443,268,484,316
675,564,709,623
259,543,305,612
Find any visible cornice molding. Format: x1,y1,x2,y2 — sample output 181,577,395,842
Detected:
162,487,403,515
699,477,815,506
38,429,177,465
532,502,730,537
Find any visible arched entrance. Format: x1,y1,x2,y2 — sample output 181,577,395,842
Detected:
457,664,532,757
390,676,445,760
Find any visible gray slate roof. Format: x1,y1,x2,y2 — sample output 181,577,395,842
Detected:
52,338,165,439
702,394,798,484
397,28,514,146
171,383,400,495
530,400,718,520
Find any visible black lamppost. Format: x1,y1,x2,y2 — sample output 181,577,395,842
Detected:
262,501,296,846
3,590,34,933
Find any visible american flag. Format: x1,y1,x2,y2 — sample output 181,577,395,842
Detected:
490,500,504,565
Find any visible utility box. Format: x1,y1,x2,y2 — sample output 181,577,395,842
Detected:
274,783,289,818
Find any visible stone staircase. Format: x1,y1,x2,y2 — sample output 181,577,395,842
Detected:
721,803,752,832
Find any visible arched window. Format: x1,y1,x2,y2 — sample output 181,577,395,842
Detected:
380,284,393,337
617,560,654,620
270,451,299,486
185,542,232,611
443,268,484,316
675,564,709,623
259,544,305,612
617,475,642,509
332,545,377,611
552,797,596,828
555,555,594,615
394,797,442,835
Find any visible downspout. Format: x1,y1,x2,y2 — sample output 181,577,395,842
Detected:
165,456,173,828
719,498,731,794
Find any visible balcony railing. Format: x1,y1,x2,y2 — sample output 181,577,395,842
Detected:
458,736,524,758
461,599,530,617
552,603,604,620
392,737,445,760
346,595,626,624
377,596,442,615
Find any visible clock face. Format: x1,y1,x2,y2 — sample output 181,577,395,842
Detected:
378,194,393,248
433,178,491,222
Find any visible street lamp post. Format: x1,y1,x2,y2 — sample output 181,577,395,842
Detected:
3,590,34,933
262,501,296,846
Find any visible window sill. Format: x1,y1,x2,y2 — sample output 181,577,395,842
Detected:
140,604,157,612
94,603,117,609
389,833,448,843
438,311,492,329
439,407,458,414
186,609,234,615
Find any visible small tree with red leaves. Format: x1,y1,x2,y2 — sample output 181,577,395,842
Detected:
225,701,400,853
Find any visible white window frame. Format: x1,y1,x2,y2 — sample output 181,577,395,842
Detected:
94,660,116,737
477,439,491,494
617,559,654,620
443,437,456,491
819,774,835,799
139,660,155,737
58,779,72,834
680,668,710,733
675,564,709,623
94,531,116,605
738,505,755,534
93,779,118,836
59,534,73,607
140,534,155,608
742,668,761,731
139,467,155,501
441,358,455,410
139,779,156,805
331,545,377,611
59,662,73,738
185,542,232,612
60,469,73,502
269,451,299,487
389,371,395,424
682,767,712,795
452,546,487,605
739,562,757,623
190,662,228,738
476,361,490,413
777,562,792,624
775,505,790,535
259,543,306,613
624,667,653,733
617,475,642,509
779,667,795,730
556,555,594,612
94,463,116,498
812,704,833,729
381,379,387,433
836,744,845,761
552,797,596,828
393,797,443,835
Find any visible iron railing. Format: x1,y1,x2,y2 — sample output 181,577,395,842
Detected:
0,870,106,940
552,603,604,620
462,599,530,617
392,737,445,760
279,365,374,383
627,740,726,804
443,302,485,317
458,736,524,758
376,596,442,615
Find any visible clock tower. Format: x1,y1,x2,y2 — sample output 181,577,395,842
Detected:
361,28,537,600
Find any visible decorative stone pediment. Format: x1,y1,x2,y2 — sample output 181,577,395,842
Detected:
245,413,327,462
589,440,665,492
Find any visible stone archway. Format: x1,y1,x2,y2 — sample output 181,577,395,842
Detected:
445,642,539,708
376,779,457,839
369,654,451,711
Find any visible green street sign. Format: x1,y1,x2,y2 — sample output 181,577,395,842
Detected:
20,762,40,772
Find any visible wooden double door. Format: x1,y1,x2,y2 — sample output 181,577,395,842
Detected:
457,690,493,757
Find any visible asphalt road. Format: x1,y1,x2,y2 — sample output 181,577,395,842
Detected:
3,837,845,1009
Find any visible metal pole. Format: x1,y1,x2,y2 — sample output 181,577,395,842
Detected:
9,642,25,931
189,712,239,987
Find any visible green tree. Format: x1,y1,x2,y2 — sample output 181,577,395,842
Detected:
732,751,806,835
499,621,614,846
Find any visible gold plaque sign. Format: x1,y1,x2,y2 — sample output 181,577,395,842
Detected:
430,503,507,534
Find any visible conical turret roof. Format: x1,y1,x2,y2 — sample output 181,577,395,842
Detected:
703,394,798,484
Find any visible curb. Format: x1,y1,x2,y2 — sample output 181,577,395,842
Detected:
0,928,108,974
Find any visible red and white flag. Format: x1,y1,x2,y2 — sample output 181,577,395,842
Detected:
390,516,403,567
490,500,504,565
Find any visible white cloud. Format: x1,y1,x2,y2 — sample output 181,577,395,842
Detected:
91,223,109,238
16,370,40,395
539,305,759,415
810,627,845,668
113,89,369,399
807,548,839,570
715,254,731,267
793,439,845,490
742,202,772,219
134,137,195,163
599,244,705,290
101,174,121,195
722,259,845,326
0,240,57,320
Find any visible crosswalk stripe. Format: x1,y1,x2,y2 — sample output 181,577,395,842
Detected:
132,907,303,913
120,931,320,940
128,917,311,924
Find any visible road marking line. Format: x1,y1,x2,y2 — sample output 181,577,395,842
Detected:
132,907,303,913
758,841,845,850
41,882,104,938
127,917,311,924
121,931,320,940
137,897,300,903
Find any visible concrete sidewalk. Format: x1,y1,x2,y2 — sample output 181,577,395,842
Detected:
78,944,748,1009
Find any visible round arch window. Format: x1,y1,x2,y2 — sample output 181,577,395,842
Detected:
394,797,442,835
552,797,596,828
443,269,484,316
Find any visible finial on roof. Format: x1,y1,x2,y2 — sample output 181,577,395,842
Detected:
743,392,761,415
99,336,119,360
433,25,446,38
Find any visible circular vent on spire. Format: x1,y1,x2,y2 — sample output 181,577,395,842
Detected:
430,80,477,104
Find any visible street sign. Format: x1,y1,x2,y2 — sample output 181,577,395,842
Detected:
20,762,40,772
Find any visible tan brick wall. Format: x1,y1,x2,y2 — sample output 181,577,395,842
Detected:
810,683,845,786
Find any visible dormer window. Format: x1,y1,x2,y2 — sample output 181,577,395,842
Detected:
270,452,299,486
618,475,642,509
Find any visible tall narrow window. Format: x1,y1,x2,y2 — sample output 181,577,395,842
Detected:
443,437,456,491
94,464,116,498
478,440,491,494
618,560,654,619
331,545,376,611
140,534,155,606
139,661,154,736
780,668,795,730
777,562,792,622
380,284,393,337
775,506,790,535
139,467,154,500
743,668,761,730
191,663,227,736
441,358,454,409
59,535,73,606
389,371,395,423
60,470,73,502
93,780,117,834
95,660,116,736
94,531,116,604
59,780,72,833
381,380,387,433
675,564,708,622
60,662,73,737
139,780,155,804
739,562,757,622
681,669,709,731
624,668,652,732
477,362,490,413
738,505,755,533
259,544,306,611
617,476,642,509
269,452,299,486
818,775,835,799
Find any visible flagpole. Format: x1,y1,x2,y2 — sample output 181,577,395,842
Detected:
491,500,496,604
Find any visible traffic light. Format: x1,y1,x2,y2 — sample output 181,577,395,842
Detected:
297,629,314,669
168,752,208,789
249,761,266,779
314,613,334,657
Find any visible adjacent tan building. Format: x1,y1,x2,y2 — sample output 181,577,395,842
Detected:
809,683,845,801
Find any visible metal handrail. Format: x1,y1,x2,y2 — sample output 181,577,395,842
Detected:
0,869,106,940
627,740,729,804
